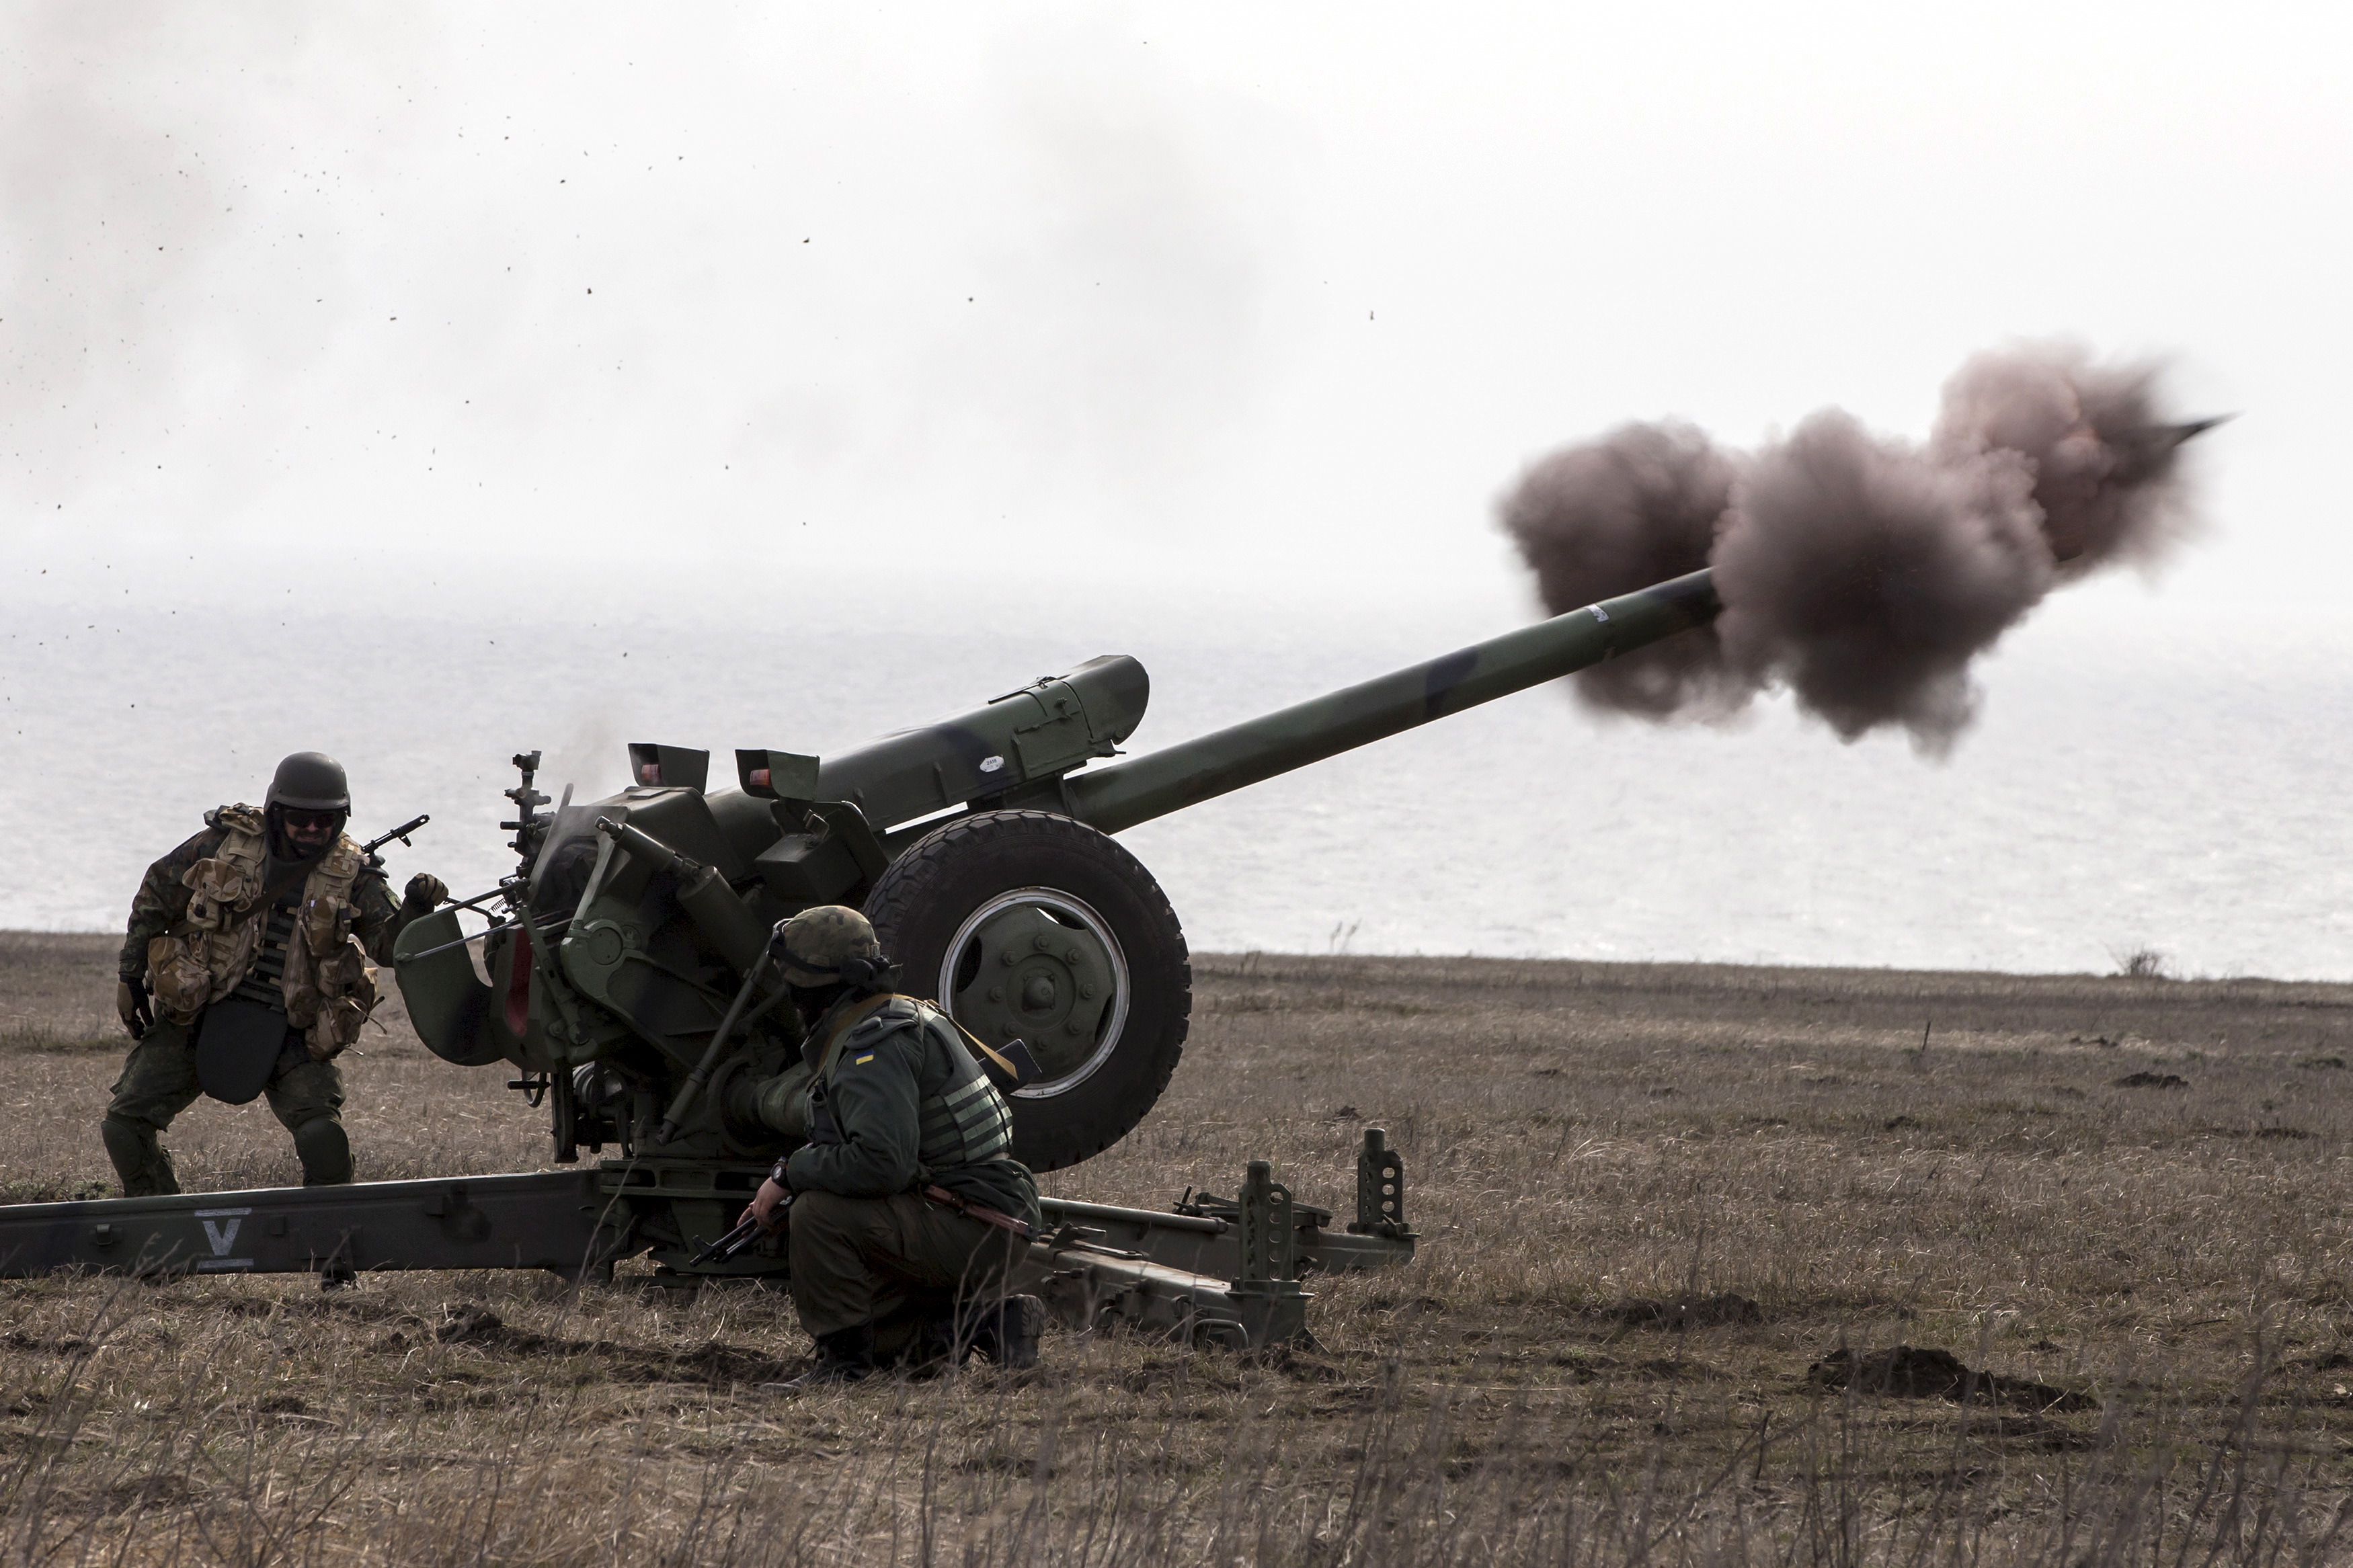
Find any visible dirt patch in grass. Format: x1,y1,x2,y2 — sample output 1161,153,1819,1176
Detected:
1807,1345,2097,1411
1591,1292,1767,1330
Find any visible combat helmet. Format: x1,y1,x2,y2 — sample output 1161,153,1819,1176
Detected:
772,905,896,989
266,752,351,813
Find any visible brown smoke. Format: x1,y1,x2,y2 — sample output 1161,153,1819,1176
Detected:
1714,411,2049,749
1496,421,1746,718
1931,345,2200,572
1499,345,2205,749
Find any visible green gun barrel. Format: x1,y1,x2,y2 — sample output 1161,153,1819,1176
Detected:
1064,568,1720,835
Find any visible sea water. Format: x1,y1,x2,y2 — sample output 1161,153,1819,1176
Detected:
5,562,2348,981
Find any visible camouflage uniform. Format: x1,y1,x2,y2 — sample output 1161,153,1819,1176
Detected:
104,807,417,1197
782,989,1040,1344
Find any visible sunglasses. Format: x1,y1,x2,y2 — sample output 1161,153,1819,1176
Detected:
280,809,344,833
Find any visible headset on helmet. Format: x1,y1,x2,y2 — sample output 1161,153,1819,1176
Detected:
771,905,901,991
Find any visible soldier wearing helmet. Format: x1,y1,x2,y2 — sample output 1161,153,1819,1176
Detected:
739,905,1045,1381
103,752,448,1197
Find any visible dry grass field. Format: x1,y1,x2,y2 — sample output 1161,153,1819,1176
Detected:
2,930,2350,1565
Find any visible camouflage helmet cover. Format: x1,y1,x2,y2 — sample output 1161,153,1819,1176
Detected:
266,751,351,813
772,905,886,987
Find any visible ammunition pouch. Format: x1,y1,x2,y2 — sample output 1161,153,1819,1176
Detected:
147,932,227,1023
143,807,374,1038
149,820,272,1024
294,937,377,1061
182,854,255,932
285,881,376,1060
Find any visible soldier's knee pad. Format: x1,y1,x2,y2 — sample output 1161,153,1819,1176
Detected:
100,1115,177,1196
288,1116,352,1186
102,1110,158,1143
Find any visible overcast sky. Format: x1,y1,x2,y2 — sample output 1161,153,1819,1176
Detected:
3,1,2343,612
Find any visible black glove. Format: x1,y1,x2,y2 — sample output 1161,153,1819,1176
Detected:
116,979,153,1040
403,872,448,911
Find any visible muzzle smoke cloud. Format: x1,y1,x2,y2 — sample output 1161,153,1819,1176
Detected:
1500,345,2209,751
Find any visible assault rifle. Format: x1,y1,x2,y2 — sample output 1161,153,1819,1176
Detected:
689,1194,792,1267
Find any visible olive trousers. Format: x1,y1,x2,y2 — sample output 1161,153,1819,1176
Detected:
786,1189,1025,1343
101,1016,350,1196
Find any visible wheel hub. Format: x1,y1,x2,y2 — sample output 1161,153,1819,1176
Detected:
945,891,1128,1097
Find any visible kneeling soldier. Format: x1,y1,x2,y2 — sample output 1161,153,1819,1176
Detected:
740,906,1045,1380
104,751,444,1196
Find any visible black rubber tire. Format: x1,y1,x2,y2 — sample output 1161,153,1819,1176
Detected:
863,810,1190,1171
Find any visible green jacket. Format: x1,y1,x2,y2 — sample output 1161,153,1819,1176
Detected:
120,808,411,985
784,993,1039,1225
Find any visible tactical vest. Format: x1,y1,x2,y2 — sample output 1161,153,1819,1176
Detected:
807,995,1017,1179
144,804,380,1057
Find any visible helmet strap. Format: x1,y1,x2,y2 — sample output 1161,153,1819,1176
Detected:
835,956,902,991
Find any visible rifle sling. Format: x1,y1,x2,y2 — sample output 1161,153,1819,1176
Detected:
922,1184,1034,1240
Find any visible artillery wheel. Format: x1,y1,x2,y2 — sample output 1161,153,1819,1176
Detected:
863,810,1189,1171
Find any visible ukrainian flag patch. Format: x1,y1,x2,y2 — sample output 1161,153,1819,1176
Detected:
854,1053,875,1065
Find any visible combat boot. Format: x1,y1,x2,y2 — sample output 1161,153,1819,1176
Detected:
967,1294,1046,1370
787,1324,877,1387
877,1312,963,1376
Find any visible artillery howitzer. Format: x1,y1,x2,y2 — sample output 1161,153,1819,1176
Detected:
0,571,1720,1346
